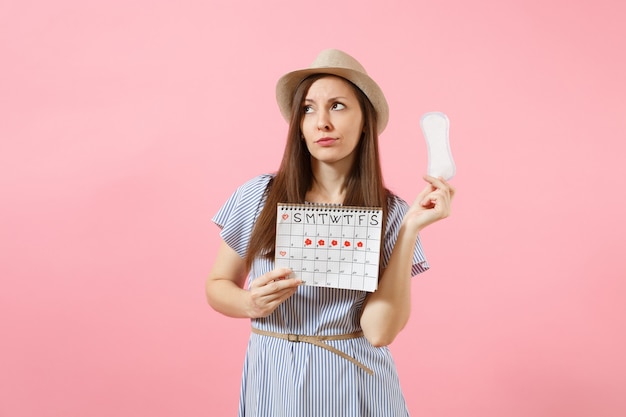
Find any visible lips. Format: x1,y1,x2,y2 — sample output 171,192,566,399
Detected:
316,137,337,146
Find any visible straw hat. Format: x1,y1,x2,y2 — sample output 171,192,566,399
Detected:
275,49,389,134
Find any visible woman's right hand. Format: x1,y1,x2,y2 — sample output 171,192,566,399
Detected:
246,267,302,318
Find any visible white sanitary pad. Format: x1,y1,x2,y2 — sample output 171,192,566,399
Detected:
420,112,456,180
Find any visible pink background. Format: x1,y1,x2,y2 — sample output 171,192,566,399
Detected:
2,1,625,416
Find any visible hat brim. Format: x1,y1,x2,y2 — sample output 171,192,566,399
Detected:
276,67,389,134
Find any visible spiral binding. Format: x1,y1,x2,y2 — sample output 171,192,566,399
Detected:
278,203,382,213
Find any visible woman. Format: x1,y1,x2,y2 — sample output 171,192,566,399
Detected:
206,49,455,416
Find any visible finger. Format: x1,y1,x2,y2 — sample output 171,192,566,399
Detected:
423,176,455,201
422,188,453,210
260,283,301,309
273,285,300,300
254,267,294,287
249,284,300,318
423,175,450,191
448,183,456,199
271,277,303,291
255,276,303,296
420,192,439,208
412,183,435,207
420,186,444,207
250,277,300,302
436,176,456,198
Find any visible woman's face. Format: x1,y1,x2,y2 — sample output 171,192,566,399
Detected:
300,76,364,167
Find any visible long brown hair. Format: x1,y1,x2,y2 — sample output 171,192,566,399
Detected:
245,74,389,270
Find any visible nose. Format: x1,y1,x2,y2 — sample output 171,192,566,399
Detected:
317,110,332,131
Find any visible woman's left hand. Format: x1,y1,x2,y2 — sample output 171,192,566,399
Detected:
405,175,456,231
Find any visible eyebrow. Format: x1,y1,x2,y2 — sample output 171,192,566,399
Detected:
304,96,349,103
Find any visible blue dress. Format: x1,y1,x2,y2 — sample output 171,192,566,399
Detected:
213,174,429,417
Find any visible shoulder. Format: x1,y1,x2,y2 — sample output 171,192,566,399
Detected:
230,174,274,202
212,174,275,243
214,174,274,219
384,191,410,235
387,191,409,215
238,173,274,193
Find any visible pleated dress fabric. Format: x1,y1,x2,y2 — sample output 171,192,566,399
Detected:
213,174,429,417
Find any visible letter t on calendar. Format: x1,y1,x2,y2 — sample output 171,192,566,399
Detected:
274,203,383,292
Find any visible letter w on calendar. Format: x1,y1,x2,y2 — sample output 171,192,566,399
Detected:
274,203,383,292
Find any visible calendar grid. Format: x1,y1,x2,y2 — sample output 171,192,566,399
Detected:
275,203,383,292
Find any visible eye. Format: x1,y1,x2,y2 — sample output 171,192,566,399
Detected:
331,102,346,111
303,105,314,114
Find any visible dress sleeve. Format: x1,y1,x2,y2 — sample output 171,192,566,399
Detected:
212,174,273,258
381,194,430,276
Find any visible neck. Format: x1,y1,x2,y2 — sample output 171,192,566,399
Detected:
307,160,350,204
